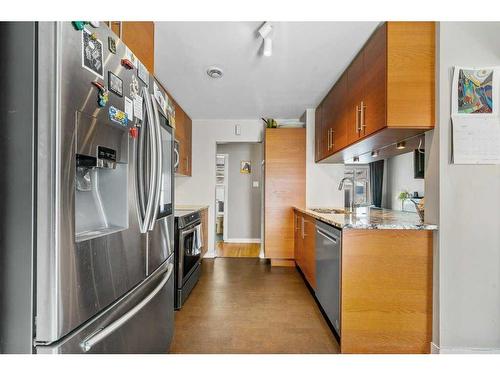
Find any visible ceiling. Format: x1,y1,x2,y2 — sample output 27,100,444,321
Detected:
154,22,380,120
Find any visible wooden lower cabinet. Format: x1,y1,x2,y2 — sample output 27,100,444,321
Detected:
200,208,208,258
293,212,433,353
293,210,316,289
341,229,433,353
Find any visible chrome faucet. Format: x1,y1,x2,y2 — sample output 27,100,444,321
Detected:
338,177,355,212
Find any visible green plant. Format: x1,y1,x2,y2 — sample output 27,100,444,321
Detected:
397,191,411,201
262,118,277,128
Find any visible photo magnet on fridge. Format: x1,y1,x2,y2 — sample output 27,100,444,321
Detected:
108,36,117,54
82,28,104,79
108,71,123,97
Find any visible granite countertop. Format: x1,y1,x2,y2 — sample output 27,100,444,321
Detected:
175,204,209,212
294,206,438,231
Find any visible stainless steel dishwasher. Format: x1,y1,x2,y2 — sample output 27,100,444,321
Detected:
315,220,342,336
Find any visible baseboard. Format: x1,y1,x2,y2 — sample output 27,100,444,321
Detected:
431,342,500,354
224,238,261,244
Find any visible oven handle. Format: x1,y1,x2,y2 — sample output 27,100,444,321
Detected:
180,225,199,238
80,263,174,352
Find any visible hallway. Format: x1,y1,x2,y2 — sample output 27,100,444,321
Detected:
170,258,339,354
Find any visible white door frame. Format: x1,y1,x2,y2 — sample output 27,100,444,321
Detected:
215,153,229,246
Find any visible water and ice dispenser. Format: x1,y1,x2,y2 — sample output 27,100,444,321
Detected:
75,111,129,242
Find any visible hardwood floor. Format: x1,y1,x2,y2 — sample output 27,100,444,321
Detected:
170,258,340,354
216,241,261,258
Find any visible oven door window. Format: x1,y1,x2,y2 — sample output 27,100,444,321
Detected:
182,226,201,278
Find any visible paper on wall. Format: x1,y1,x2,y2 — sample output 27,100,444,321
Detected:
451,66,500,164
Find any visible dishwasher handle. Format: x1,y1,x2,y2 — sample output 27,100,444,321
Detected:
316,227,339,244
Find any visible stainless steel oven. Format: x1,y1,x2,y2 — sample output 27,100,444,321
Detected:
174,209,203,309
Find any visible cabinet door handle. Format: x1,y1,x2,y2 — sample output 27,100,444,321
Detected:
355,105,360,134
327,129,330,150
360,101,366,132
330,128,334,149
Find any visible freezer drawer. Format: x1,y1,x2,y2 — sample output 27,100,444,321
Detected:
37,257,175,354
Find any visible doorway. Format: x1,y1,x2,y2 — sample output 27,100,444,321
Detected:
214,142,263,258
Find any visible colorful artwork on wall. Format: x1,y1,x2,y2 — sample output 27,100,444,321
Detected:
240,161,251,174
458,68,493,114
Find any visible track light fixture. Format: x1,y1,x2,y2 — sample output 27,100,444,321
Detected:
258,22,273,57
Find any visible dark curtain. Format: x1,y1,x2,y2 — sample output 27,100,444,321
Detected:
369,160,384,208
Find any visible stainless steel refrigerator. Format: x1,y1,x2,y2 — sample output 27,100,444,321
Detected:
0,22,176,353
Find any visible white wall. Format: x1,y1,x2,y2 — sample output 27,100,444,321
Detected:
175,120,263,257
432,22,500,353
303,109,345,207
385,152,425,211
217,143,262,241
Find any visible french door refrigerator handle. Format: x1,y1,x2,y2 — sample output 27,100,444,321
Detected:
142,88,157,234
173,147,180,168
148,96,163,231
136,95,148,233
80,263,174,352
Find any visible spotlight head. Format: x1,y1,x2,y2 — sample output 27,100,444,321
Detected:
258,22,272,38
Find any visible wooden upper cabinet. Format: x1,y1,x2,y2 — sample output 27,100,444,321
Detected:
321,90,335,156
332,73,349,152
121,22,155,73
346,49,365,145
315,22,435,163
362,23,387,137
314,104,323,162
173,101,192,177
107,22,155,73
386,22,435,128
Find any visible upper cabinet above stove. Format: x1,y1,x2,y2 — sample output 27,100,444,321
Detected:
316,22,435,164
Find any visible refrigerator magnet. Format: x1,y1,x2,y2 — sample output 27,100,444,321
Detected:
82,28,104,79
108,36,117,54
108,71,123,97
109,106,128,127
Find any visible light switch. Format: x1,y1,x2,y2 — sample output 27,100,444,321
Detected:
235,124,241,135
253,181,259,188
